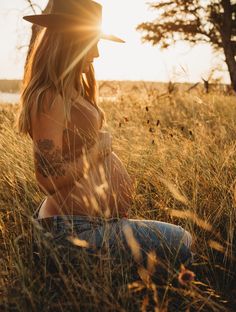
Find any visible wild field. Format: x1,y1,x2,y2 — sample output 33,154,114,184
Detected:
0,82,236,311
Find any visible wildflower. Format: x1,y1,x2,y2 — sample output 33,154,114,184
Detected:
178,264,195,286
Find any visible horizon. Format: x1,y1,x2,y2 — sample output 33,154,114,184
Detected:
0,0,231,84
0,78,231,85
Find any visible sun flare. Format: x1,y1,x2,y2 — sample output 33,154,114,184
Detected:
0,0,230,83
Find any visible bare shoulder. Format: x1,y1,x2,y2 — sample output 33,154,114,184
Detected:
30,90,65,137
30,90,64,118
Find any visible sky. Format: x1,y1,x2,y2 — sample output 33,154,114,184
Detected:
0,0,231,83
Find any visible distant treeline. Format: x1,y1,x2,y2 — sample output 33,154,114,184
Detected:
0,79,232,95
0,80,22,93
0,79,166,94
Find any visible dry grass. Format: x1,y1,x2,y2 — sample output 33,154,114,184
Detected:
0,83,236,311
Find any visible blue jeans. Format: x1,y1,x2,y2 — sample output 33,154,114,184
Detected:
34,213,193,274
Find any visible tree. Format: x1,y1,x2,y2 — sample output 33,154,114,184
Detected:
136,0,236,92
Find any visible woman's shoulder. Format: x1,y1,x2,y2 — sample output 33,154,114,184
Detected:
29,89,65,136
30,89,63,117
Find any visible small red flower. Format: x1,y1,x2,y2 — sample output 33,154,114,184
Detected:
178,264,195,286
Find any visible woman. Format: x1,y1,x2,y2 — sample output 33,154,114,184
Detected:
18,0,193,273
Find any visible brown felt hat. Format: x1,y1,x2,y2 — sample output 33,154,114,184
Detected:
23,0,125,43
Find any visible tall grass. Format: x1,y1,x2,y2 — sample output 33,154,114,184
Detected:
0,84,235,311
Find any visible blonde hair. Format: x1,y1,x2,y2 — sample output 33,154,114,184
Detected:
17,28,105,136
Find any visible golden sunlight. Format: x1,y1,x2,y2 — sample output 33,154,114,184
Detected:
0,0,230,83
1,1,236,311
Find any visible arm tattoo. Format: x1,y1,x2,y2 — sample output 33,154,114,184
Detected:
35,139,66,178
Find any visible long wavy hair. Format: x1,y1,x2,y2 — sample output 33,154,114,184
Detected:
17,28,105,136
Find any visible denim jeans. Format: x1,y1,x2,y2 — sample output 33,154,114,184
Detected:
34,213,193,275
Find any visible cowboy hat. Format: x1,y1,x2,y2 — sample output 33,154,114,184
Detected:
23,0,125,43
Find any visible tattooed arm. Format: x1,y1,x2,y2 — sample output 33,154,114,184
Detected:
34,137,100,193
31,93,100,195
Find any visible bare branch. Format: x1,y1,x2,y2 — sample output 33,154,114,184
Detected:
26,0,37,14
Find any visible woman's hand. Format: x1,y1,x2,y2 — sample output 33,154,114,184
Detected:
98,131,113,159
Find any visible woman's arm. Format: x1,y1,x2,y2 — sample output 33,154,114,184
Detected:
34,139,101,195
31,93,102,195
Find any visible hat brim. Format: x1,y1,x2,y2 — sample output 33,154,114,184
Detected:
100,33,125,43
23,14,125,43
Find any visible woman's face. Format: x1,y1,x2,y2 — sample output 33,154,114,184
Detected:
82,42,100,73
